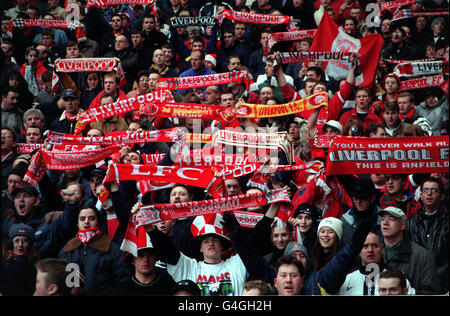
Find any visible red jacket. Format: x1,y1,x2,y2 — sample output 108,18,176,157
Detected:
19,61,48,90
280,80,354,131
339,107,383,132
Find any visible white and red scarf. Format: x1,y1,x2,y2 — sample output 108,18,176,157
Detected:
267,29,317,52
77,227,102,247
170,16,216,27
158,71,249,90
392,8,449,22
399,74,448,97
276,51,357,64
55,58,119,73
86,0,154,7
394,60,449,77
218,10,292,26
136,102,228,121
132,188,292,228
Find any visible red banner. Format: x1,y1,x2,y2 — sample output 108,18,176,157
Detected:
55,58,118,73
138,102,228,120
326,136,449,175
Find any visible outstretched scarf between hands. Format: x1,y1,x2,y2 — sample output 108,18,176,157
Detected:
394,60,449,77
158,71,249,90
218,10,292,25
392,8,449,22
399,74,448,97
74,89,170,134
235,92,328,118
132,188,292,228
170,16,217,27
47,128,179,146
267,29,317,51
86,0,154,7
136,102,229,120
54,58,120,73
276,51,357,64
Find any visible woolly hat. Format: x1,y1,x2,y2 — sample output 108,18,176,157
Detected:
8,223,35,242
190,213,231,254
205,54,217,67
382,72,401,87
8,162,28,178
317,217,343,241
431,17,446,29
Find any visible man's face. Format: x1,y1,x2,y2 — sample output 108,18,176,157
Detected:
360,233,383,265
170,186,191,203
163,48,173,62
297,40,310,53
384,77,399,94
227,57,241,71
131,33,143,47
40,35,54,47
264,62,274,78
260,32,270,48
36,45,49,61
204,86,220,104
381,19,391,33
223,32,235,47
14,192,39,217
155,220,176,235
89,176,102,197
153,49,165,66
190,51,203,70
111,16,123,31
421,181,443,210
1,129,16,152
26,127,43,144
148,73,160,90
235,23,246,39
380,213,405,239
133,249,156,276
200,235,223,261
7,174,22,197
378,278,406,295
1,19,10,34
27,8,39,19
383,110,399,128
355,90,370,110
352,194,375,212
225,179,240,196
289,123,300,140
123,152,141,164
143,17,155,32
397,97,412,115
290,252,308,270
34,270,51,296
384,174,404,195
104,77,118,94
391,29,404,44
66,45,80,58
48,0,59,9
260,87,274,104
306,70,320,81
77,208,98,230
350,8,362,21
312,83,327,94
2,91,19,110
24,113,44,129
274,264,303,295
191,41,204,51
304,81,316,95
63,96,79,114
220,93,235,108
115,35,129,51
401,26,411,41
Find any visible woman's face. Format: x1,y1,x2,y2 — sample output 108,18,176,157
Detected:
296,213,313,233
271,226,291,250
318,227,337,250
9,76,19,88
87,73,99,90
27,50,38,65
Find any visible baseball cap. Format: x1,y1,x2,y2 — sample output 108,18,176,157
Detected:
11,183,39,199
62,90,78,99
284,241,308,259
378,206,406,220
323,120,342,133
293,203,318,220
348,178,377,198
171,280,201,296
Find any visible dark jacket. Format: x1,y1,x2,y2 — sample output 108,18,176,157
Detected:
340,206,383,246
216,44,247,73
407,205,449,293
381,41,423,61
49,111,78,134
59,232,130,295
104,48,139,93
379,190,421,220
382,236,440,295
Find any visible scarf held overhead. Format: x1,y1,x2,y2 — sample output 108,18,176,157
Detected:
158,71,249,90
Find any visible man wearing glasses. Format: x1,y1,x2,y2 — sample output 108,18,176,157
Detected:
407,177,449,294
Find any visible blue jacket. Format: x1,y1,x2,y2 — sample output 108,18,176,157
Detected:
177,66,217,96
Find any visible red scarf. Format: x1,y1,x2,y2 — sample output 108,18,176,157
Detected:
65,110,79,122
77,227,101,247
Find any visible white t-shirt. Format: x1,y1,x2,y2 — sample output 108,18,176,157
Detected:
167,253,248,296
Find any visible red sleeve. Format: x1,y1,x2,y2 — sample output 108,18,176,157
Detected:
327,80,354,121
88,90,105,109
280,83,302,102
